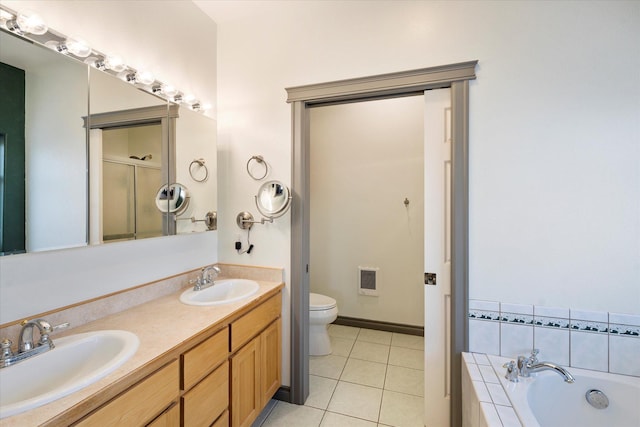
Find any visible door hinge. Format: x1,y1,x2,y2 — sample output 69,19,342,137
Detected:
425,272,436,286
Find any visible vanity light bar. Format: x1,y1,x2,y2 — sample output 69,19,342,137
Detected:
0,4,210,113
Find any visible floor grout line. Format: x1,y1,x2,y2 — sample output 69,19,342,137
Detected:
264,325,425,426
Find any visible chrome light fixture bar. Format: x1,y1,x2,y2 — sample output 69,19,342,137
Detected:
0,4,210,113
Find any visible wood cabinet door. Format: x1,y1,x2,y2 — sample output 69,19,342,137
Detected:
260,318,281,407
146,403,179,427
231,336,261,427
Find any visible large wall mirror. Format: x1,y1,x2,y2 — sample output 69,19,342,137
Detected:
0,29,217,256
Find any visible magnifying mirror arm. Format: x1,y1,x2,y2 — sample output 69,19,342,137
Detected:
236,211,277,230
246,216,274,226
175,211,217,230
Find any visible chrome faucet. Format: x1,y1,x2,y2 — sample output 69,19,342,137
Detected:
192,265,221,291
513,348,575,383
0,318,69,368
516,348,539,378
527,361,575,383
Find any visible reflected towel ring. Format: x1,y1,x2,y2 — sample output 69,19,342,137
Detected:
189,158,209,182
246,155,269,180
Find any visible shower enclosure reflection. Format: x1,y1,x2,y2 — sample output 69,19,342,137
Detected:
88,67,171,245
101,124,163,242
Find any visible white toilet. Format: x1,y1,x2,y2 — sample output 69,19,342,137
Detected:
309,293,338,356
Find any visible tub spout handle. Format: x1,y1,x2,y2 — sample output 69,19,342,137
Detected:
503,361,519,382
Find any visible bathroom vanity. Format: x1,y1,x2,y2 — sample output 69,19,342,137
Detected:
0,272,283,427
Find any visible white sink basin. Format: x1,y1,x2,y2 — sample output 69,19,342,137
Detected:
180,279,260,306
0,330,139,419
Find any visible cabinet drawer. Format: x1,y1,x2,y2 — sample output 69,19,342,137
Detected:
231,294,281,352
182,327,229,390
75,359,179,427
182,361,229,427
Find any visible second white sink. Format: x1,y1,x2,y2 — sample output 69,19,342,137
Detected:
180,279,260,306
0,330,139,419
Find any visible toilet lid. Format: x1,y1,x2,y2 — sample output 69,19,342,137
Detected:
310,293,337,310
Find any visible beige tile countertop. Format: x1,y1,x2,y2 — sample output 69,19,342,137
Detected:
0,277,284,426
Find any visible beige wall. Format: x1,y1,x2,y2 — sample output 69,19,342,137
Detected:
309,96,425,326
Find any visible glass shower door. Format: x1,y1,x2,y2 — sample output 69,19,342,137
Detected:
102,161,162,242
135,165,163,239
102,161,135,241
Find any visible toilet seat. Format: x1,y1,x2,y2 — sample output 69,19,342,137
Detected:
310,293,336,311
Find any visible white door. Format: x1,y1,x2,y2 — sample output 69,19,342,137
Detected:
424,88,452,426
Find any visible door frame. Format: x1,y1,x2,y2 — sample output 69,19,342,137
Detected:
286,60,477,427
85,104,178,238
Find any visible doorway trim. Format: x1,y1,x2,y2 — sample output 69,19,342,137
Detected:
286,60,477,427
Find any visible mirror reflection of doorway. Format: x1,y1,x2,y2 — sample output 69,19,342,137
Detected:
101,124,163,242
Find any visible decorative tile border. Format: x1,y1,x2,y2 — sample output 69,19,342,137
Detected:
469,309,501,321
533,315,570,329
468,300,639,336
500,312,533,325
610,324,640,336
468,299,640,377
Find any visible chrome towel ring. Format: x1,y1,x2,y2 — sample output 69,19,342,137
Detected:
246,155,269,180
189,158,209,182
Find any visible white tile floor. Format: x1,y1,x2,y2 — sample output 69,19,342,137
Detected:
253,325,425,427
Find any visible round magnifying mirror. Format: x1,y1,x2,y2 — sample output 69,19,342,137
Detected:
155,183,190,215
256,180,291,218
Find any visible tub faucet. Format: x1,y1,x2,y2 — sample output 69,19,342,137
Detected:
192,265,221,291
517,349,575,383
517,348,539,378
503,360,520,382
527,361,575,383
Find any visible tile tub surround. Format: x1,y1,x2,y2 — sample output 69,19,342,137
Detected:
468,300,640,377
462,352,523,427
462,352,640,427
0,263,284,351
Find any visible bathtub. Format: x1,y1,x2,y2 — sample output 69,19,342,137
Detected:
462,352,640,427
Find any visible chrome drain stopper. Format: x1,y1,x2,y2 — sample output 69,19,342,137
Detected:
585,389,609,409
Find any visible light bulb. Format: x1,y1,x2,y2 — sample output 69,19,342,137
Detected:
87,57,105,69
136,70,155,85
104,55,126,72
66,37,91,57
16,11,48,35
161,84,177,97
0,10,14,28
201,103,212,111
183,94,196,104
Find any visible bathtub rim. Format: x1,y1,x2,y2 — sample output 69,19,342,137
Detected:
486,354,640,427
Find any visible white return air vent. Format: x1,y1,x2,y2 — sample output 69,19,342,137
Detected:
358,266,379,296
